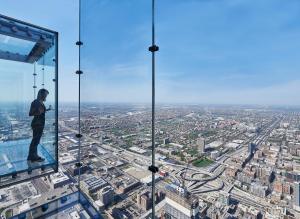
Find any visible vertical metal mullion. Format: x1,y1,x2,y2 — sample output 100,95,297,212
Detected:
77,0,82,200
55,32,59,172
42,56,45,88
33,62,36,99
151,0,157,218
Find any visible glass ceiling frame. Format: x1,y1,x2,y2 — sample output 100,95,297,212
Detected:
0,14,56,63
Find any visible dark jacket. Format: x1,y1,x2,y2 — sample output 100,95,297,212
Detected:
29,99,46,127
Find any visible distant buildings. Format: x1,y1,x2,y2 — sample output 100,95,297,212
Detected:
136,190,165,211
116,179,139,194
225,167,238,178
274,179,291,195
286,172,300,182
81,175,108,195
49,171,71,189
164,189,200,219
237,171,253,184
294,182,300,211
210,151,220,160
250,182,269,198
197,138,205,154
98,185,114,206
67,164,90,176
137,191,151,211
206,205,224,219
237,204,262,219
140,174,160,185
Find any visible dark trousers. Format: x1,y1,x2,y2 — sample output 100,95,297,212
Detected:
28,126,44,159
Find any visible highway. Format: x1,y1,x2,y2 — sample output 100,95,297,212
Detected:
60,115,282,199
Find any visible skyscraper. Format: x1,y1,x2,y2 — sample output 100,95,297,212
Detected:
197,138,205,154
294,182,300,211
98,185,115,206
164,189,200,219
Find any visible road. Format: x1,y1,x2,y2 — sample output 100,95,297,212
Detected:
60,115,282,199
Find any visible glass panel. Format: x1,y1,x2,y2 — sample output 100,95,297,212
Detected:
0,34,35,56
0,15,58,181
80,1,155,218
156,1,300,219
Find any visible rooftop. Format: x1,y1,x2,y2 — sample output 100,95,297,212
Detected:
9,191,102,219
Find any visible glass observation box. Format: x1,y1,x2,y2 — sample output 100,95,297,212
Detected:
0,14,58,184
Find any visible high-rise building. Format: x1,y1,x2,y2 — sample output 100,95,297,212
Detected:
137,190,165,211
98,185,115,206
164,189,200,219
294,182,300,211
197,138,205,154
137,191,151,211
140,193,152,211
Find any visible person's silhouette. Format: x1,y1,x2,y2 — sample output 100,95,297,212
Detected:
28,88,51,162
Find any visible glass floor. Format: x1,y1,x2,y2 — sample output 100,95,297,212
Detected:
9,191,102,219
0,139,56,177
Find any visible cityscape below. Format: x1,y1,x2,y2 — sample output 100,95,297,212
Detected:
1,103,300,219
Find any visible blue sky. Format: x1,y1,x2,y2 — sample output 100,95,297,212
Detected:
2,0,300,105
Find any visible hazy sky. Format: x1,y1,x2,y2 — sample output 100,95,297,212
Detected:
2,0,300,105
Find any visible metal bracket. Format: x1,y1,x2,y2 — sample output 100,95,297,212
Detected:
148,165,159,173
76,41,83,46
76,133,82,138
148,45,159,52
41,204,49,212
75,162,82,167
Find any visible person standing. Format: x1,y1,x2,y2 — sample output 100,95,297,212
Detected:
28,88,51,162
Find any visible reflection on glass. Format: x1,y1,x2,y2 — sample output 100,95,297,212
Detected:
0,15,58,179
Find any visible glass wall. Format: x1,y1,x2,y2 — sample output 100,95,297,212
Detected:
0,9,103,219
0,15,58,182
79,1,300,219
80,0,157,216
